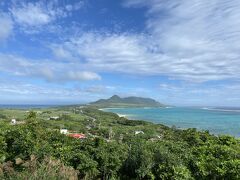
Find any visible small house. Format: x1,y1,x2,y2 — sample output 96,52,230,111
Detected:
68,133,86,139
135,131,144,135
11,119,16,125
50,116,60,120
60,129,68,134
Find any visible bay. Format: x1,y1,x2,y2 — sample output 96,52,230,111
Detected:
102,107,240,137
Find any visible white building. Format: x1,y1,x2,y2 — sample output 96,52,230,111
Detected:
135,131,144,135
11,119,16,124
50,116,60,120
60,129,68,134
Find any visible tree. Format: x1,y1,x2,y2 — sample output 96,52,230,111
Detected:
26,111,37,120
121,139,154,179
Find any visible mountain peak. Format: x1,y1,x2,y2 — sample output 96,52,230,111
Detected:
110,95,121,100
90,95,165,108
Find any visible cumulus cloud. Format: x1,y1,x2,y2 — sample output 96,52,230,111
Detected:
50,29,240,82
10,2,53,26
1,0,240,105
0,14,13,41
3,0,240,83
48,0,240,82
9,0,85,33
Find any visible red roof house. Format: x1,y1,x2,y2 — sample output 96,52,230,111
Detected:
68,133,86,139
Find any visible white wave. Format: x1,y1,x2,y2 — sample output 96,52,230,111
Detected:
202,107,240,113
117,113,128,117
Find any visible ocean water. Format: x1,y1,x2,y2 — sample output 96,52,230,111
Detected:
102,107,240,137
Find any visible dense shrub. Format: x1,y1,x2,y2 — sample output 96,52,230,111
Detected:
0,114,7,120
0,109,239,179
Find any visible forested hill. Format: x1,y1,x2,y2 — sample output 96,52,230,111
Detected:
89,95,165,108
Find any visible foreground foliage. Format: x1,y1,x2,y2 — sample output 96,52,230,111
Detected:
0,108,239,179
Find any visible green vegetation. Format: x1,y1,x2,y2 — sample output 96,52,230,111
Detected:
90,95,165,108
0,107,239,179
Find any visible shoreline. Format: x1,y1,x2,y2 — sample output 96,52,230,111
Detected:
116,113,128,118
98,107,240,137
99,108,129,118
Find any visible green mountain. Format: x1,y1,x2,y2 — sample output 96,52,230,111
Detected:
89,95,165,108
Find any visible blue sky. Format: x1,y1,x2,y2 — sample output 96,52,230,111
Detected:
0,0,240,106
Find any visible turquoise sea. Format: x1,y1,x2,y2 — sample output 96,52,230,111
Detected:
102,107,240,137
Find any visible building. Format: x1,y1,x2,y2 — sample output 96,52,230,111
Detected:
68,133,86,139
135,131,144,135
148,135,163,142
60,129,68,134
11,119,16,125
50,116,60,120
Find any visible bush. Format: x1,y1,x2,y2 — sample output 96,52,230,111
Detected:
1,156,78,180
0,107,239,179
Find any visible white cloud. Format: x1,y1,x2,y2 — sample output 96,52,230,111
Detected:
0,14,13,41
48,0,240,82
84,85,106,93
0,81,116,104
67,71,101,81
11,2,53,26
50,28,240,82
66,1,84,11
0,53,101,82
9,1,85,33
50,45,73,60
121,0,240,81
0,82,81,104
157,81,240,106
65,4,73,11
2,0,240,84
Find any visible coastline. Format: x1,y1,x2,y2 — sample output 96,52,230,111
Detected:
98,106,240,137
98,108,129,118
116,113,128,118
